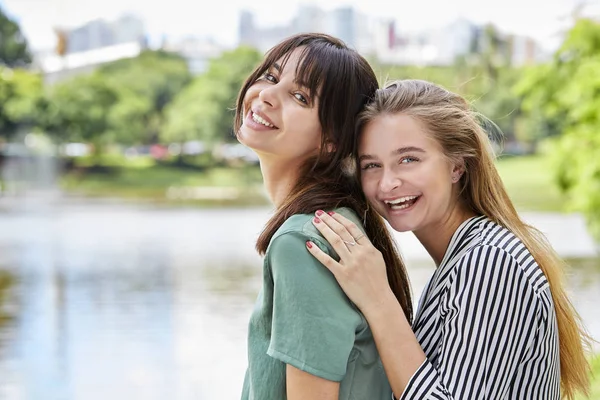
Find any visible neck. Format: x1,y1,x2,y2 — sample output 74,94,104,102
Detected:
414,202,476,266
259,157,305,208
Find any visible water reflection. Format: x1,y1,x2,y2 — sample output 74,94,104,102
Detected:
564,257,600,350
0,269,18,350
0,202,597,400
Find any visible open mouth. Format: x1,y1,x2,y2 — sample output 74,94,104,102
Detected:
251,111,277,128
384,195,421,211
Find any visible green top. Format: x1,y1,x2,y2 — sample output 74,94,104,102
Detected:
241,207,392,400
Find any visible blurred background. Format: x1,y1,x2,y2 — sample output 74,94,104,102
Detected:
0,0,599,398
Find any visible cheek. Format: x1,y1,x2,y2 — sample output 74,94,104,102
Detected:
301,116,322,146
243,86,259,106
428,177,454,207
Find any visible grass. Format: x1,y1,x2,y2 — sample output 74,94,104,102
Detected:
495,154,567,212
60,156,268,207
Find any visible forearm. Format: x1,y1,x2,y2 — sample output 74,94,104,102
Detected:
286,364,340,400
362,290,426,398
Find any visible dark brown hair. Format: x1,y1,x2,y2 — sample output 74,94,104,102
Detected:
234,33,413,322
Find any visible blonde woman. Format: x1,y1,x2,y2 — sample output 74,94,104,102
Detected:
306,79,591,399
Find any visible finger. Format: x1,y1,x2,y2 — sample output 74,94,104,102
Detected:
326,211,371,245
305,240,342,275
314,211,356,244
311,215,353,258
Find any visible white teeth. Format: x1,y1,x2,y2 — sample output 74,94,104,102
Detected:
390,202,411,210
385,195,418,206
252,112,274,127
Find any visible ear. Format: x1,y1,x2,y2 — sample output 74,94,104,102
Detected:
451,160,465,183
325,141,336,153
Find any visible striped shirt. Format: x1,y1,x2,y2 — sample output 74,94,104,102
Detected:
400,216,560,399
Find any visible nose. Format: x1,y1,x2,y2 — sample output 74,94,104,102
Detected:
379,168,401,193
258,85,278,108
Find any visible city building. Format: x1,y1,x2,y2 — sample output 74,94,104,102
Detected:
62,14,146,54
237,5,544,67
33,14,148,84
238,5,374,54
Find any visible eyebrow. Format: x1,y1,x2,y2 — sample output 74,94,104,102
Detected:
272,62,282,72
358,146,426,162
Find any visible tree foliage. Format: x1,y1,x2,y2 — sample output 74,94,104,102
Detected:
39,73,118,146
517,18,600,237
373,24,521,145
162,45,262,145
0,6,31,67
96,50,191,144
39,50,191,146
0,67,43,138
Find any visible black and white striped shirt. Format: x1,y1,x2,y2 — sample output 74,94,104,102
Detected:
400,216,560,399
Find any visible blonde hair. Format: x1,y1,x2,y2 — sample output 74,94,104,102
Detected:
357,79,592,399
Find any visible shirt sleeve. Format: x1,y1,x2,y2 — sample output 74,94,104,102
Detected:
400,245,540,399
266,231,363,382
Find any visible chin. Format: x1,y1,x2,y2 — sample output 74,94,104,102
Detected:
389,222,414,233
237,127,258,149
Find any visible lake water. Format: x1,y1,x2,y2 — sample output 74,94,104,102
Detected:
0,199,598,400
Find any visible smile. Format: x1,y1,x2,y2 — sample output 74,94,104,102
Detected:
251,111,276,128
384,195,421,210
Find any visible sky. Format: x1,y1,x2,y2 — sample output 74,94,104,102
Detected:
1,0,597,52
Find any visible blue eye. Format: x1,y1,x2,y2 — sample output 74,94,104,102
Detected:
400,156,419,164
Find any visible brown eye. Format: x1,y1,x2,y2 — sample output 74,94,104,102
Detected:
294,93,308,104
361,163,380,170
261,72,277,83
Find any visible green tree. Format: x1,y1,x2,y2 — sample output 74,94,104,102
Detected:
161,45,262,147
0,67,43,139
0,6,31,67
517,18,600,238
40,73,118,153
372,26,522,146
97,50,191,145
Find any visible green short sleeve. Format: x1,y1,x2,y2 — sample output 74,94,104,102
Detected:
266,231,363,382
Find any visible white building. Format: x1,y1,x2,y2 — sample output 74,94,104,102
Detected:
238,5,375,54
36,41,145,84
63,14,146,54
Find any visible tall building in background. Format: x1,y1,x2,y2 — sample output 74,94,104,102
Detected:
371,17,545,66
64,14,146,54
36,14,148,84
329,7,355,50
294,5,326,33
238,10,257,48
238,5,374,53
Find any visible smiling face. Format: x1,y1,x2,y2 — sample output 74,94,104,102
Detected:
359,113,463,236
237,47,322,166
